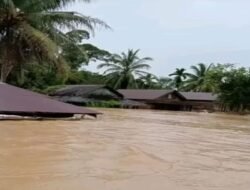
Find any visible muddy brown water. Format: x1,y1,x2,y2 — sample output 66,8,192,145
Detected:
0,109,250,190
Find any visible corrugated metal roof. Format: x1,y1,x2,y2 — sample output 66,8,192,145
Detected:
118,89,217,102
0,83,100,117
118,89,174,100
51,85,123,99
51,85,104,96
179,92,217,101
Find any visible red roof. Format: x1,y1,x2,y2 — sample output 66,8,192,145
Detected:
0,83,100,117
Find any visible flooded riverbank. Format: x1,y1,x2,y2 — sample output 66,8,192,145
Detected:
0,109,250,190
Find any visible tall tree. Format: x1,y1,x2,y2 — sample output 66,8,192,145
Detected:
98,49,153,89
0,0,108,82
206,64,250,112
219,68,250,112
185,63,213,92
169,68,188,90
61,30,111,70
138,73,158,89
157,77,174,89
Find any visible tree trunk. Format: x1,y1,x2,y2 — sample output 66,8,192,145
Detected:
120,79,129,89
0,62,13,82
0,25,15,82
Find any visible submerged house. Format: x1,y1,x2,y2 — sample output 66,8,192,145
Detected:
50,86,217,111
179,92,218,111
118,89,217,111
0,82,100,118
51,85,124,106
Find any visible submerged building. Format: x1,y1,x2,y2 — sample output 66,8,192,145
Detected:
118,89,218,111
0,83,100,118
50,85,218,112
51,85,124,106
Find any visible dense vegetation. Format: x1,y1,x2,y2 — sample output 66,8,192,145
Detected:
98,49,153,89
167,63,250,112
0,0,249,112
0,0,109,85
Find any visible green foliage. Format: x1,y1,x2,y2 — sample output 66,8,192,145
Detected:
137,74,159,89
41,85,67,95
167,63,250,112
0,0,108,82
63,43,111,70
98,49,153,89
207,64,250,112
205,64,234,92
157,77,174,89
61,30,111,70
184,63,213,92
8,62,67,91
168,63,214,92
86,100,121,108
65,70,107,85
169,68,188,90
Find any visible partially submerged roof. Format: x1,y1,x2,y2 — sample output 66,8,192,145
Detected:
118,89,217,102
51,85,123,99
0,83,100,117
51,85,104,96
118,89,174,100
180,92,217,101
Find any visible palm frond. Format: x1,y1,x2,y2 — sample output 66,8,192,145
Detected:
17,0,92,12
66,29,90,42
20,23,59,63
97,63,122,70
29,11,110,34
131,63,151,70
97,49,153,89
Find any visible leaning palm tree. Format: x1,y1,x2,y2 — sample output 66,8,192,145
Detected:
98,49,153,89
0,0,108,82
169,68,188,90
185,63,213,92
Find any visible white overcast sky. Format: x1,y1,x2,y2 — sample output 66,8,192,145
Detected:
69,0,250,76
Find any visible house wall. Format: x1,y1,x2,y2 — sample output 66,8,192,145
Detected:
157,92,184,102
129,95,216,112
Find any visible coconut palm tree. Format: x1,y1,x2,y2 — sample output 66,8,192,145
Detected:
0,0,108,82
98,49,153,89
157,77,174,89
169,68,188,90
138,73,158,89
185,63,213,92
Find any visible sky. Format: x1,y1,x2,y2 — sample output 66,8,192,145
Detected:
69,0,250,76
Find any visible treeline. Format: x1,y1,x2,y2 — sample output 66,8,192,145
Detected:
0,0,110,87
89,50,250,112
162,63,250,113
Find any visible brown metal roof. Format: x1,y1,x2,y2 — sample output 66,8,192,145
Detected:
118,89,217,102
179,92,217,101
0,83,100,117
118,89,174,100
51,85,124,98
51,85,104,96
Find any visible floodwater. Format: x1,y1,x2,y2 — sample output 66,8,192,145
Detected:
0,109,250,190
